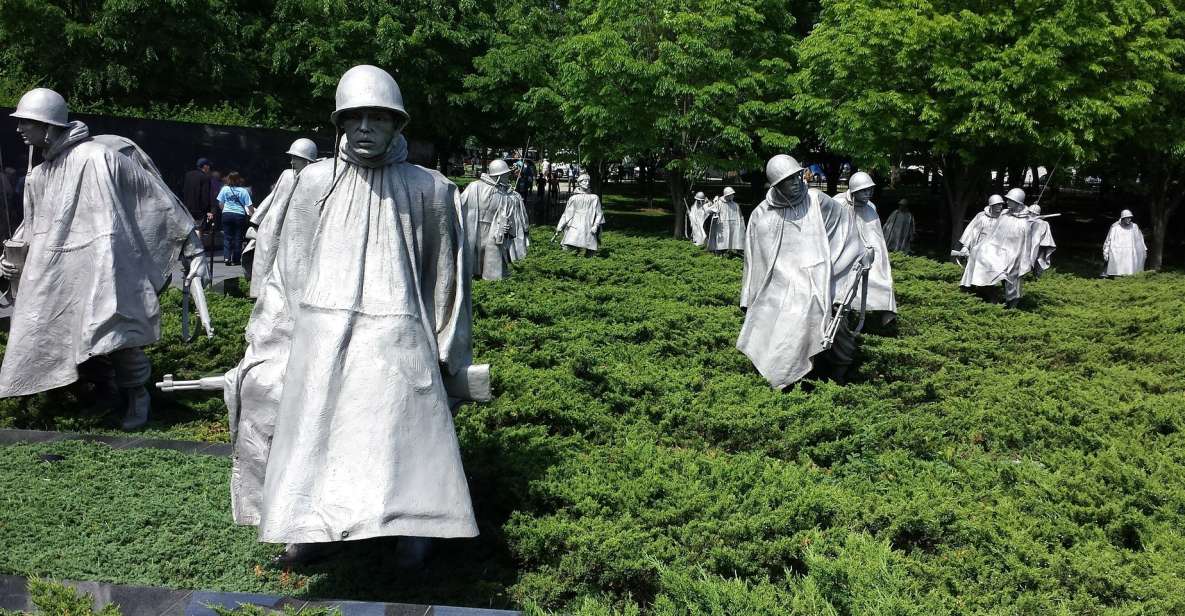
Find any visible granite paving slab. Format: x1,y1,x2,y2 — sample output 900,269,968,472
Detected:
0,575,518,615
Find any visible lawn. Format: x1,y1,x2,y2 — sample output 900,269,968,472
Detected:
1,223,1184,614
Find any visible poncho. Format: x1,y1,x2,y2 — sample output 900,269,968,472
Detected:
0,122,193,397
225,135,479,541
557,189,605,251
461,175,517,280
737,188,867,389
508,193,530,262
705,197,746,252
832,192,896,314
247,169,300,298
1103,221,1147,276
687,199,709,246
960,210,1049,296
883,209,915,253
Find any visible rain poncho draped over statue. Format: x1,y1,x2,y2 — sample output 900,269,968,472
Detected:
556,175,604,251
959,207,1053,301
737,186,867,389
883,206,915,253
705,192,745,252
508,191,530,262
462,174,519,280
224,127,480,541
0,121,194,397
1103,215,1147,276
832,190,896,315
687,195,709,246
247,168,300,298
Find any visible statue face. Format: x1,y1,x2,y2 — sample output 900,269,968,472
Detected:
15,119,52,148
339,108,398,158
290,155,310,173
1121,217,1133,227
495,173,511,188
1007,200,1026,214
852,187,874,205
774,172,806,202
989,203,1003,217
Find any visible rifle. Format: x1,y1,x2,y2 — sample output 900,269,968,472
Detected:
822,257,871,350
180,259,214,342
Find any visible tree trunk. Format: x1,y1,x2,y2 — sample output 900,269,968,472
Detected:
669,173,689,239
939,158,988,249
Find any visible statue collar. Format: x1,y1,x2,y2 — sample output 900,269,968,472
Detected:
337,134,408,169
44,121,91,161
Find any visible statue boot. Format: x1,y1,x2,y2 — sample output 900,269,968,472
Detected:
120,386,150,431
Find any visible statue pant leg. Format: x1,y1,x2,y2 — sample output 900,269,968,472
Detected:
109,347,151,430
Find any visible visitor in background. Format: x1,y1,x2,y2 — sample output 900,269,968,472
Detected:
183,158,215,222
537,159,549,202
217,171,252,265
517,159,536,200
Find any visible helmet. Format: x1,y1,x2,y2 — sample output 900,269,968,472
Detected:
286,138,319,162
10,88,69,127
765,154,804,186
1029,204,1042,215
1120,209,1134,219
694,191,706,200
723,187,736,197
330,65,409,128
988,194,1006,207
1005,188,1026,205
488,159,511,177
848,171,875,193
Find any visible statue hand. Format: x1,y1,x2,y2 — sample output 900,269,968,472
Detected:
860,246,876,268
0,257,20,279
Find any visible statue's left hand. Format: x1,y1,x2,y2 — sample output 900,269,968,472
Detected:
860,246,876,268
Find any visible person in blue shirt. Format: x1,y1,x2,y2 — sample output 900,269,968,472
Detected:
217,171,252,265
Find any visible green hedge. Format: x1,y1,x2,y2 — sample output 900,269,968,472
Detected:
1,229,1183,613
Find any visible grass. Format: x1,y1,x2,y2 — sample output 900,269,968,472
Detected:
2,218,1184,614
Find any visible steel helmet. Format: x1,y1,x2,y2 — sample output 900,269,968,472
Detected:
765,154,804,186
848,171,875,193
1120,209,1134,219
10,88,69,127
488,159,511,177
330,65,409,128
723,187,736,197
1029,204,1042,215
988,194,1006,207
694,191,706,200
286,138,319,162
1005,187,1026,205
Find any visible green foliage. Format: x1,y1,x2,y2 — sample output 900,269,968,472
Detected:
0,578,121,616
2,230,1185,613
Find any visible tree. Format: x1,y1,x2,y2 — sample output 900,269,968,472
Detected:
474,0,801,238
265,0,498,165
795,0,1180,247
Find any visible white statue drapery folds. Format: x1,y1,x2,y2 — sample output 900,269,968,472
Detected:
222,66,482,549
738,156,868,389
1103,211,1147,276
556,174,605,252
705,190,745,253
883,205,915,253
462,172,519,280
833,182,896,316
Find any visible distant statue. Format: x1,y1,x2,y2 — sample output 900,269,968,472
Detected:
0,88,206,430
246,138,319,298
687,191,709,247
461,159,520,280
705,187,745,255
555,173,605,254
832,172,896,321
738,155,871,388
883,199,916,254
956,188,1054,307
1103,210,1147,276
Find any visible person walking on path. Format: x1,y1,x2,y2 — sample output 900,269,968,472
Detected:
217,171,252,265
